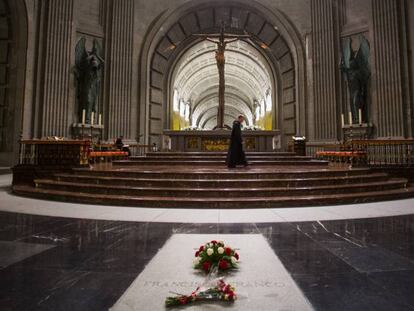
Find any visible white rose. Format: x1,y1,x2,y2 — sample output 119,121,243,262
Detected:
207,248,214,256
193,257,200,265
231,256,238,264
218,240,224,246
217,247,224,254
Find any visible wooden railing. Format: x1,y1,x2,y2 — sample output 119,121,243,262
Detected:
308,139,414,167
19,139,91,166
306,142,342,157
347,139,414,167
91,143,155,157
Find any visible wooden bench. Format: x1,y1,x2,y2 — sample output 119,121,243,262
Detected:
89,151,129,163
316,150,367,166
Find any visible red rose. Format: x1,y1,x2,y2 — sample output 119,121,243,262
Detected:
202,261,211,272
219,259,229,270
234,252,239,260
225,247,232,256
195,251,200,257
211,240,217,245
179,296,189,304
228,291,235,299
199,245,204,252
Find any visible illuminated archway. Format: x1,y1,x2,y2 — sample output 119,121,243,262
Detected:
171,40,274,130
140,0,306,147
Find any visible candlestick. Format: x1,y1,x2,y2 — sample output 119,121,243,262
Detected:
91,112,94,126
358,109,362,125
349,112,353,126
98,114,102,126
81,109,86,125
341,114,345,128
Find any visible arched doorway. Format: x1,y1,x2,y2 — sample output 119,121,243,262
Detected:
0,0,27,166
140,0,306,148
170,39,275,131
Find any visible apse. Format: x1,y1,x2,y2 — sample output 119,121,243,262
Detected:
170,40,274,130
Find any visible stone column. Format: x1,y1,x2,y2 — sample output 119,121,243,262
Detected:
408,1,414,137
310,0,340,141
371,0,408,137
40,0,75,137
104,0,135,140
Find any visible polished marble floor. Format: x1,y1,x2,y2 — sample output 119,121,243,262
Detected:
1,170,414,310
0,210,414,310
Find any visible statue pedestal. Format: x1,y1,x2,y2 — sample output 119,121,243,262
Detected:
72,123,104,141
163,130,281,152
342,123,373,141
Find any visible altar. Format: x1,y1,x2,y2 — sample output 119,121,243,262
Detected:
163,130,281,152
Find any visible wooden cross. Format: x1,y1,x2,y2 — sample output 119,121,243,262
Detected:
194,23,250,129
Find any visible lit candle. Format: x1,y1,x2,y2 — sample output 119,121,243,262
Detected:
358,109,362,124
349,112,353,126
91,112,94,126
341,114,345,128
98,114,102,126
81,109,86,125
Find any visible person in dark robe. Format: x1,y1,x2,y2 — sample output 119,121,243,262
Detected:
114,135,131,156
227,115,248,168
115,136,124,150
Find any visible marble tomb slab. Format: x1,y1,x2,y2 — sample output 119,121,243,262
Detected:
111,234,314,311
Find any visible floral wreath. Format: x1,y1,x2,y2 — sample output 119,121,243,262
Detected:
165,279,236,307
193,240,239,273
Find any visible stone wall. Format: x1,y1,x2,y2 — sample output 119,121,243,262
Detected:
1,0,413,165
18,0,140,145
0,0,27,166
408,0,414,137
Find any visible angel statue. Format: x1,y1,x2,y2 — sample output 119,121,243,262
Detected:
340,36,370,124
75,37,104,124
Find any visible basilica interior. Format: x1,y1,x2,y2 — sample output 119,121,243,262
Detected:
1,0,414,310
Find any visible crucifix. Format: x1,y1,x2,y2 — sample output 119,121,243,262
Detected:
194,23,250,129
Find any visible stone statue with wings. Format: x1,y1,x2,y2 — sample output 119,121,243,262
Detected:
75,37,104,124
340,35,371,124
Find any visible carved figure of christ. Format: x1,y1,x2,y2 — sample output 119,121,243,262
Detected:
194,25,250,129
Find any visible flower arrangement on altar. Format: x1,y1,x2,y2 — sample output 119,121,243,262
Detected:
165,279,236,307
193,240,239,273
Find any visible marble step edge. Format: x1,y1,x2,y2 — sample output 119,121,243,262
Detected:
129,156,314,160
72,167,371,178
33,178,407,195
12,185,414,208
112,160,329,166
54,172,390,184
145,152,297,155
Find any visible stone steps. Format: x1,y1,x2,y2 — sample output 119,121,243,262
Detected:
128,155,315,161
112,160,329,166
33,178,407,198
72,167,374,179
114,151,328,167
54,172,390,188
12,151,414,208
145,152,297,156
13,184,414,208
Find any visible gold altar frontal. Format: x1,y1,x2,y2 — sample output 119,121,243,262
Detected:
163,130,281,152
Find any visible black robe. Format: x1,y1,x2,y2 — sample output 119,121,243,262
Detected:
226,121,247,167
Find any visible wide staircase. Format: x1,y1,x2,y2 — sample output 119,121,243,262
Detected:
113,152,327,167
13,152,414,208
